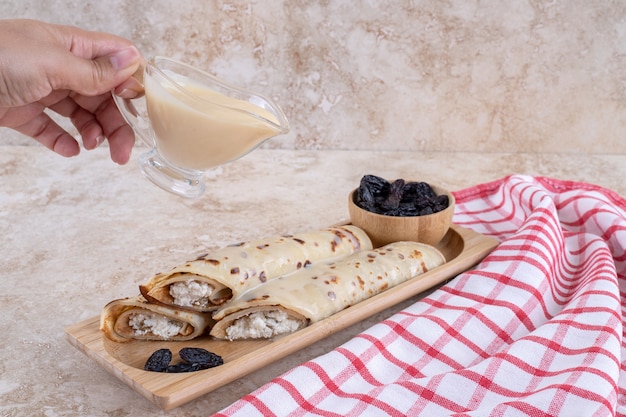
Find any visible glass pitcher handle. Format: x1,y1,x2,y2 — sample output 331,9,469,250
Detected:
112,94,154,148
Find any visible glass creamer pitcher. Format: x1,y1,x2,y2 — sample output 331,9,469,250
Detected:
114,56,290,198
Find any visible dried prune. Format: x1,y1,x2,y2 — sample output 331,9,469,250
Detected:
166,362,204,373
179,347,224,369
144,347,224,373
359,174,390,198
144,348,172,372
380,179,404,211
355,175,449,217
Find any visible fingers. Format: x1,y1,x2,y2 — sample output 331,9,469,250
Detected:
0,101,80,157
46,95,104,150
95,97,135,165
69,92,135,164
52,46,143,97
114,75,145,99
13,111,80,158
0,21,144,163
38,90,135,164
106,123,135,165
45,22,145,96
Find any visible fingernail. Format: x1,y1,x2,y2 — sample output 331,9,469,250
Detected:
95,135,104,146
109,46,140,71
117,148,133,165
115,87,143,99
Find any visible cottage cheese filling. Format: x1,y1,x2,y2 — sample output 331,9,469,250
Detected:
128,313,184,338
169,280,213,309
225,310,302,340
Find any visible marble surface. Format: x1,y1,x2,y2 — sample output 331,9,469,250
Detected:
2,145,626,416
1,0,625,154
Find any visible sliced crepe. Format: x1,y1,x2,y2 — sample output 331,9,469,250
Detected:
210,241,446,340
100,296,214,343
139,225,372,312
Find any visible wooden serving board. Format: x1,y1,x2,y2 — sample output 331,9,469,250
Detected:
65,224,498,411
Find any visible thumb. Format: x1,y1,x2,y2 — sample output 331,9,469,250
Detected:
60,46,142,96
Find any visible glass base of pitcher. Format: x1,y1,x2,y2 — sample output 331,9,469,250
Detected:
138,151,205,198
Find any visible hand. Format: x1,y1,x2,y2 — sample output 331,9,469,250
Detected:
0,19,145,164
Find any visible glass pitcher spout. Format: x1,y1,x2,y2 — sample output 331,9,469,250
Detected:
245,93,290,135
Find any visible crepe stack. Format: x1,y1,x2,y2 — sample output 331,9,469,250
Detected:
100,226,373,342
210,241,446,340
100,296,214,343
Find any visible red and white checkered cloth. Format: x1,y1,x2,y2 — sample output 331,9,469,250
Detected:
213,175,626,417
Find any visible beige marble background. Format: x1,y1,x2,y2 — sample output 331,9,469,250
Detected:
1,0,625,154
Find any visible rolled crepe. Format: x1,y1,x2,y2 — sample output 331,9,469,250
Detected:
210,241,446,340
139,226,372,312
100,296,214,343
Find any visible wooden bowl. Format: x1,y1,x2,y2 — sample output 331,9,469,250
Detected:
348,184,455,248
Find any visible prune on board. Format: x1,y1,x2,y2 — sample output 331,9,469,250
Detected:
179,347,224,369
166,362,204,373
144,348,172,372
143,347,224,373
355,175,449,217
